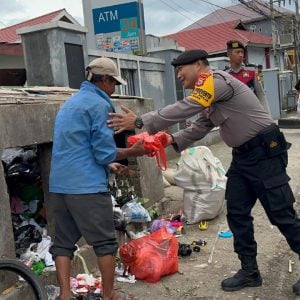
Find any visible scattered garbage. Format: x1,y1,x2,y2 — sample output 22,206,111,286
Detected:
121,198,151,223
1,146,48,262
199,221,209,230
178,243,192,256
150,219,176,234
218,230,233,238
45,285,60,300
70,274,102,297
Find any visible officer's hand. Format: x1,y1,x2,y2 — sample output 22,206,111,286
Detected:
107,105,137,134
109,163,129,176
165,133,174,146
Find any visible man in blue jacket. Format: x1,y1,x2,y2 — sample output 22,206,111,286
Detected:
49,57,145,300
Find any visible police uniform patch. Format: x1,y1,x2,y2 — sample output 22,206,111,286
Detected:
188,73,215,107
242,71,249,78
232,42,239,48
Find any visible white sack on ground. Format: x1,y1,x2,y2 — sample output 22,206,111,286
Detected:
174,146,227,224
162,168,177,186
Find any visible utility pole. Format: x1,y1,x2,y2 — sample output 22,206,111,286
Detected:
294,0,299,80
270,0,279,68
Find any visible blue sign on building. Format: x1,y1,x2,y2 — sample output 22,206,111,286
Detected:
93,2,141,34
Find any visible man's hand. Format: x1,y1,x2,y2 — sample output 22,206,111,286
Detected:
107,105,137,134
115,139,150,161
109,163,129,176
128,139,149,156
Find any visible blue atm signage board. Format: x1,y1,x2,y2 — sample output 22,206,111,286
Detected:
92,1,144,54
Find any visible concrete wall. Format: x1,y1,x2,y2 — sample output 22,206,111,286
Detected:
0,102,61,258
19,23,89,87
0,93,164,257
88,49,166,109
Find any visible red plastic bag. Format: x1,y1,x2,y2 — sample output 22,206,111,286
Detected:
127,132,168,170
119,227,179,283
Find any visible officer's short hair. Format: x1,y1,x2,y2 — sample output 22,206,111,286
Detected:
227,40,245,51
171,49,209,67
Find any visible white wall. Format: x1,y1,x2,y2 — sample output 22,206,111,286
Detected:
247,47,267,67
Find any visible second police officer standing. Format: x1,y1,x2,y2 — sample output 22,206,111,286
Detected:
225,40,271,114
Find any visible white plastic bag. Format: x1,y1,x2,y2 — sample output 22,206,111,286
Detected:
121,198,151,223
174,146,227,224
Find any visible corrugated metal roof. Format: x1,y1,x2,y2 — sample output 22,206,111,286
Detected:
181,0,293,31
165,20,272,54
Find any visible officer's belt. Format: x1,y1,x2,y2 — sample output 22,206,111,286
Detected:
233,124,277,154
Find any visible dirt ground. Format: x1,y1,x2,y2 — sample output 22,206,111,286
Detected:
114,128,300,300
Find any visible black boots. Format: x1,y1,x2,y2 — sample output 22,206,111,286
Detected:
221,255,262,292
293,279,300,295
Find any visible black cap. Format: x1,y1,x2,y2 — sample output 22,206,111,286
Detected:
171,49,208,67
227,40,245,50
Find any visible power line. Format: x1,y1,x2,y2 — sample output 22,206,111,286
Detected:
195,0,255,19
187,0,255,30
158,0,257,34
158,0,201,26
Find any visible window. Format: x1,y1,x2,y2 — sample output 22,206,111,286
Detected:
121,69,136,96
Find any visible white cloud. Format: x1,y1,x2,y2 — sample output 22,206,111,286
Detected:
0,0,295,35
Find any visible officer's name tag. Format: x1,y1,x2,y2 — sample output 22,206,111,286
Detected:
188,73,215,107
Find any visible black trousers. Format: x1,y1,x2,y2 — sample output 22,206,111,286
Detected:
226,145,300,258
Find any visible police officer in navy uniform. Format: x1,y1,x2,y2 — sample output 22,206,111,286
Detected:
225,40,271,114
107,49,300,295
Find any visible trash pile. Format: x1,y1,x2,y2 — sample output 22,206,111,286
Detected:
0,144,231,298
1,146,54,275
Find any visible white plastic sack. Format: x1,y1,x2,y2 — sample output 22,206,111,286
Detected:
174,146,227,224
175,146,227,191
162,168,176,186
183,189,225,224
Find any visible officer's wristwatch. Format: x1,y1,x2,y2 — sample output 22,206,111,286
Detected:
134,116,144,129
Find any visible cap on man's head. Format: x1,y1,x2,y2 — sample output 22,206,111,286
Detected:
87,57,127,85
171,49,208,67
227,40,245,51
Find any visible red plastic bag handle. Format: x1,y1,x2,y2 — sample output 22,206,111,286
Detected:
127,132,168,170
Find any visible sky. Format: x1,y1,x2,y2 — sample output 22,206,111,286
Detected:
0,0,295,36
0,0,246,36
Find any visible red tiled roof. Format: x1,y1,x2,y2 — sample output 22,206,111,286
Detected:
0,9,65,44
165,20,272,54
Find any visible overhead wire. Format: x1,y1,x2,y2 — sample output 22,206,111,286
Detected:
188,0,249,28
157,0,202,28
158,0,251,33
155,0,293,50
